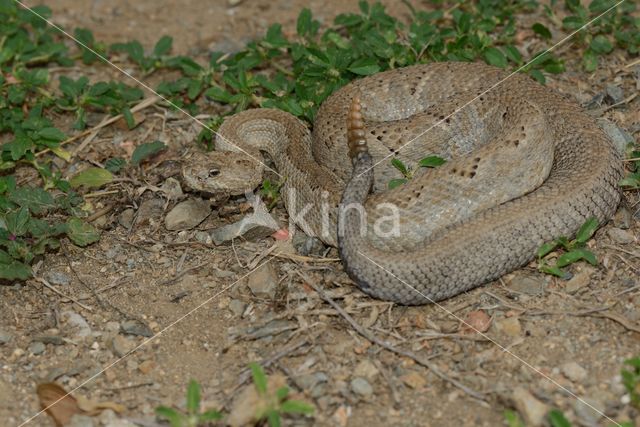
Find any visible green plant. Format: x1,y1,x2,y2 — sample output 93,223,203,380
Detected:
155,380,222,427
260,179,284,210
622,357,640,408
503,410,525,427
537,217,599,278
388,156,446,189
249,362,314,427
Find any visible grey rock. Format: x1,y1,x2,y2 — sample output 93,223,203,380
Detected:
112,335,135,358
353,359,380,380
597,119,634,155
33,335,65,345
0,329,12,345
165,198,211,231
45,271,71,286
613,207,632,230
106,244,123,259
565,267,595,294
607,227,635,245
120,319,153,337
296,372,328,391
512,386,549,427
63,311,92,337
605,84,624,104
507,272,547,296
118,208,135,229
161,177,184,200
68,414,95,427
29,341,46,355
228,299,246,317
350,377,373,397
136,197,164,226
194,231,212,244
247,263,279,300
561,361,588,382
211,212,279,245
292,232,326,257
574,397,605,426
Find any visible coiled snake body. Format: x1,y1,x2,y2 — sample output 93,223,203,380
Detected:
192,62,622,305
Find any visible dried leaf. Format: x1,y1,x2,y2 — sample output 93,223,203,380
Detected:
37,383,81,427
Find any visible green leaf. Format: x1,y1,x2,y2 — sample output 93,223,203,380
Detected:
503,45,522,64
388,178,408,189
4,207,30,236
153,35,173,56
249,362,268,395
8,187,56,215
537,241,558,258
199,409,223,421
348,58,380,75
297,8,312,36
131,141,167,165
391,158,409,176
575,217,598,243
590,35,613,54
529,69,546,84
539,263,566,278
280,400,315,414
556,248,597,268
275,386,289,401
484,47,507,68
267,410,281,427
532,23,552,39
37,127,66,142
503,410,525,427
70,168,114,189
419,156,446,168
155,406,185,427
122,107,135,129
186,380,201,415
105,157,127,173
0,261,32,280
66,218,100,247
548,409,571,427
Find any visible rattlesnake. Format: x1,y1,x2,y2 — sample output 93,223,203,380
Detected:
185,62,622,305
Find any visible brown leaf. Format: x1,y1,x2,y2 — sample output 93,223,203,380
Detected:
461,310,492,333
36,383,81,427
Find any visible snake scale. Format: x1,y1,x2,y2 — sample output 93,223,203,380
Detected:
186,62,622,305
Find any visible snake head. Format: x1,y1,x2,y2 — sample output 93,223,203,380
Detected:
181,151,263,196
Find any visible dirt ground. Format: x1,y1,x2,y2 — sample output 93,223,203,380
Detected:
1,1,639,426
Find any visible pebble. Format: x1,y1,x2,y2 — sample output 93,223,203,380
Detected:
247,263,279,300
353,360,380,380
136,197,164,226
0,329,12,344
99,409,138,427
512,386,549,427
607,227,635,245
605,84,624,104
161,177,183,200
400,372,427,389
507,272,547,296
210,211,279,245
29,341,46,355
45,271,71,286
165,198,211,231
194,231,212,245
494,317,522,337
228,299,246,317
112,335,135,358
0,378,12,410
597,119,634,155
561,361,588,382
565,267,594,294
120,320,153,337
118,208,135,229
350,377,373,397
68,415,95,427
33,335,65,345
138,360,156,374
296,372,328,391
63,311,92,337
613,207,632,230
574,397,605,426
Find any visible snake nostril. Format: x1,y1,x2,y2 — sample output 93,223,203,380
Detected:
208,169,221,177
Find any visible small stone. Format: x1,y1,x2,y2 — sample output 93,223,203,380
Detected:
350,377,373,397
574,397,605,425
561,361,588,382
0,329,12,345
353,360,380,380
165,198,211,231
32,335,65,345
45,270,71,286
597,119,634,155
62,311,92,337
68,414,95,427
161,177,183,200
194,231,212,244
607,227,635,245
105,321,121,333
247,263,279,300
461,310,492,333
507,272,547,296
136,197,164,226
613,207,632,229
112,335,135,358
138,360,156,374
118,208,135,230
512,386,549,427
120,320,153,337
228,299,246,317
565,267,595,294
400,372,427,389
296,372,328,391
494,317,522,337
605,84,624,104
29,341,46,355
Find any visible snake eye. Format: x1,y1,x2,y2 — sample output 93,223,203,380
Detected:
208,169,220,177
